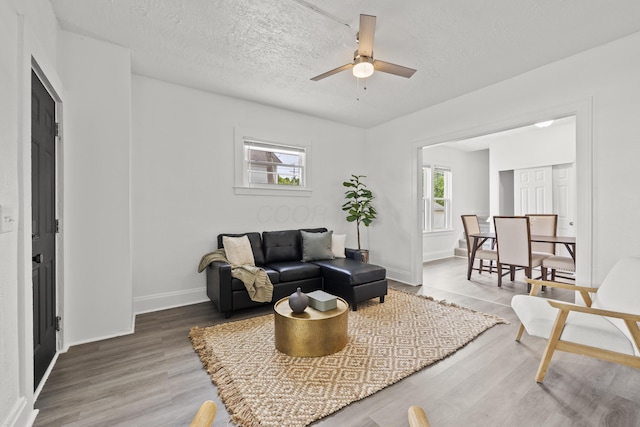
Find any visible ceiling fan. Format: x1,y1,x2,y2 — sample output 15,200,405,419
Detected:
311,14,417,81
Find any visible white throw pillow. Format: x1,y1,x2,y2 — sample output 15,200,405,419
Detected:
222,235,255,266
331,234,346,258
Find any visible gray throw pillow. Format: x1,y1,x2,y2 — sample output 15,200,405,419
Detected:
301,230,334,262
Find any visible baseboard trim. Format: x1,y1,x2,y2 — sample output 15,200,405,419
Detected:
423,250,454,262
66,327,135,349
385,267,413,285
3,396,38,427
133,287,209,315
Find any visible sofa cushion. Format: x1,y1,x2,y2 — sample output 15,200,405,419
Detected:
218,232,265,266
312,258,386,286
263,230,302,263
301,230,334,261
222,235,255,266
267,261,322,282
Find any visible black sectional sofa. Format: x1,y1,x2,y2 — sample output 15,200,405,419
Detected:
205,228,387,318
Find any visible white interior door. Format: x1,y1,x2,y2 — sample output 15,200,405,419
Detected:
553,163,576,238
514,166,553,215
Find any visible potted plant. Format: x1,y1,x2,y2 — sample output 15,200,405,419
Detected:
342,174,377,262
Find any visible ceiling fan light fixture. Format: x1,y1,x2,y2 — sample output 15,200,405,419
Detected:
353,56,374,78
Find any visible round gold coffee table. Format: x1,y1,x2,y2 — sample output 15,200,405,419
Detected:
274,296,348,357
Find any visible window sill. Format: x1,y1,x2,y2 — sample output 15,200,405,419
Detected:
423,229,454,236
234,186,312,197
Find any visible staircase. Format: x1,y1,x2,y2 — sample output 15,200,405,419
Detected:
454,215,491,258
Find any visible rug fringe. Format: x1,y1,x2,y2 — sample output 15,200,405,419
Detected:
189,327,264,427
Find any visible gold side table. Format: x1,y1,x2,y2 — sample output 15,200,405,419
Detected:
274,296,348,357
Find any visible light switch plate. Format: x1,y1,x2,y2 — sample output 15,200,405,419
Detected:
0,204,16,233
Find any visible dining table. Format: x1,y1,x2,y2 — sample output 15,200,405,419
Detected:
467,232,576,280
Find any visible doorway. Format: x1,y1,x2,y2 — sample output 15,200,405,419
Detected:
421,116,577,279
31,70,58,389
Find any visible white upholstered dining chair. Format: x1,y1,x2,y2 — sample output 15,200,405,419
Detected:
526,213,576,281
461,214,497,277
541,255,575,282
526,214,557,258
512,257,640,382
493,216,549,289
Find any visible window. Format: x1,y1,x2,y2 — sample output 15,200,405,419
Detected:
244,140,305,187
422,166,452,231
234,127,311,196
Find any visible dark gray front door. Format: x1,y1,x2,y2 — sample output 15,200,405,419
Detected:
31,70,57,389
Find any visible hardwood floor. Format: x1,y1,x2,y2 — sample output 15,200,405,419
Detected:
35,257,640,427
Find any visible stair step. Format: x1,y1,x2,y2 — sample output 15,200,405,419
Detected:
454,247,468,257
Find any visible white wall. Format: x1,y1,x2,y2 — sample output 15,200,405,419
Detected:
58,31,134,345
489,119,576,218
131,76,366,313
1,0,62,425
367,31,640,286
0,1,22,424
421,146,490,261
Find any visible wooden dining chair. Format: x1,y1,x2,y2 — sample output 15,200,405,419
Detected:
493,216,549,290
461,214,497,277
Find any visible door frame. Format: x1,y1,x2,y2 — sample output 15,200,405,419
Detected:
29,60,65,397
413,98,593,286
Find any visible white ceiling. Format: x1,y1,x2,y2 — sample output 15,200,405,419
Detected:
50,0,640,128
443,116,576,152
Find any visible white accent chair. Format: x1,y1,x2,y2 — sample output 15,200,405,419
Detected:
493,216,548,289
461,214,497,277
512,257,640,382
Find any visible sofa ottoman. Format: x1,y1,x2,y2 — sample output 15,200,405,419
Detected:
311,258,387,311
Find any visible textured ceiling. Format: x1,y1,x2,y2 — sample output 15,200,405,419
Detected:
50,0,640,128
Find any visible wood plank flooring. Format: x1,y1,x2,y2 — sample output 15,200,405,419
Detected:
34,257,640,426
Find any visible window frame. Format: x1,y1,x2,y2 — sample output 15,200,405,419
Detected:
422,165,452,232
234,127,312,196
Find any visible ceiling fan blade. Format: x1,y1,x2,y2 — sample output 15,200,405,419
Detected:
310,63,354,81
373,60,417,78
357,14,376,58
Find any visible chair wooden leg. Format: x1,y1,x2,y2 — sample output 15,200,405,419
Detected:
541,267,547,281
551,269,557,281
510,266,516,281
190,400,217,427
408,406,431,427
497,263,502,287
535,309,569,383
479,260,484,274
516,323,525,341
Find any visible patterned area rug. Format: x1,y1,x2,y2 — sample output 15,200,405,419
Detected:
189,288,507,427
